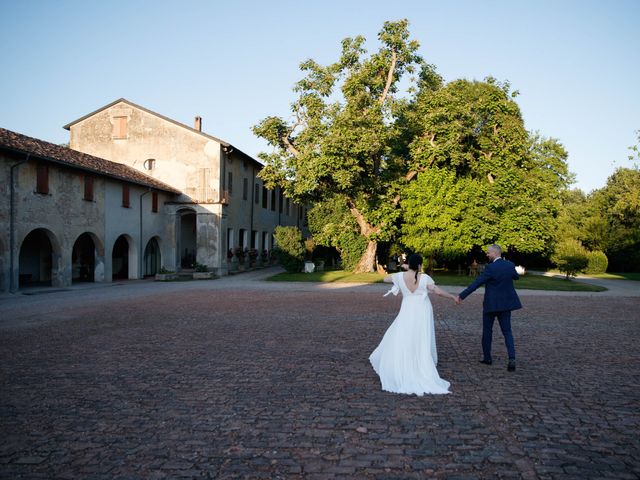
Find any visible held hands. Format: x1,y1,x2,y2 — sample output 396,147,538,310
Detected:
454,295,462,305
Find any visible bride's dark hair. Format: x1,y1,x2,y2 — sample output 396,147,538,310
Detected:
407,253,423,283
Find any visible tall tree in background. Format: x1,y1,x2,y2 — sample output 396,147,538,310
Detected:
589,167,640,270
401,79,572,259
253,20,439,272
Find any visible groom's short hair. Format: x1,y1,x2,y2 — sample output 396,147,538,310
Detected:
489,244,502,254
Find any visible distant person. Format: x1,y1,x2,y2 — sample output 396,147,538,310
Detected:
370,254,458,395
456,244,521,371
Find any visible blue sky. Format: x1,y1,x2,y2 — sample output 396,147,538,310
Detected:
1,0,638,192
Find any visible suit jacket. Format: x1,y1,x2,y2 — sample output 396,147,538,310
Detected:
459,258,522,313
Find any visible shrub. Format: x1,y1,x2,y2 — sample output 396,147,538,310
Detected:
273,226,305,273
551,239,589,279
585,250,608,274
194,263,208,272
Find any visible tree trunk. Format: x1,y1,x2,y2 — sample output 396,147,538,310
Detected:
353,240,377,273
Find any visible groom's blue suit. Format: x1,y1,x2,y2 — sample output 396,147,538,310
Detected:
459,258,521,362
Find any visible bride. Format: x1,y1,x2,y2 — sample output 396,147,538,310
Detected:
370,254,457,395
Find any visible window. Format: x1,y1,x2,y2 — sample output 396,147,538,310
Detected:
286,198,290,216
83,175,94,201
227,171,233,195
242,178,248,201
262,186,268,209
36,164,49,194
278,190,283,213
144,158,155,170
152,191,158,212
113,116,128,139
122,184,130,208
255,183,259,204
270,189,276,211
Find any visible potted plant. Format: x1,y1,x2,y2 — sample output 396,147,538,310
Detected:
193,263,212,280
155,267,177,281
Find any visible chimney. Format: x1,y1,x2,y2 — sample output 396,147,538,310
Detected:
194,116,202,132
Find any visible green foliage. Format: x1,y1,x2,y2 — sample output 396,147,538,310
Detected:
254,20,574,271
585,250,608,274
628,130,640,166
559,167,640,271
402,80,571,258
551,239,589,279
307,195,367,270
253,20,430,271
194,263,208,272
272,226,305,273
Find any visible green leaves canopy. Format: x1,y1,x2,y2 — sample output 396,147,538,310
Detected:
401,79,571,257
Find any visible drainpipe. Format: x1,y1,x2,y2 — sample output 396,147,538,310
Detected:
250,166,255,249
139,188,151,278
9,154,30,293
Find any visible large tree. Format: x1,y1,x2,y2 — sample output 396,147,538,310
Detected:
253,20,439,272
589,167,640,270
401,79,572,259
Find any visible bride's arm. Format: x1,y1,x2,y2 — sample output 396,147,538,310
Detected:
428,284,457,301
383,274,394,283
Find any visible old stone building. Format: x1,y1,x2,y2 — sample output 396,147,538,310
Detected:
0,99,305,293
0,127,180,293
64,98,302,275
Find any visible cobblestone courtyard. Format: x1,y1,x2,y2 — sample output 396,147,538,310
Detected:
1,273,639,479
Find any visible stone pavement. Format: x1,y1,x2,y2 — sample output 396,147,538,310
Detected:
1,270,639,479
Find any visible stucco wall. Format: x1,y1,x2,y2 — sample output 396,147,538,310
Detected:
0,153,180,292
69,102,222,204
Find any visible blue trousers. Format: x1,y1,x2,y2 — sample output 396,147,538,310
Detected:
482,310,516,361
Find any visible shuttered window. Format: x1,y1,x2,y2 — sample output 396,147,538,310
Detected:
36,164,49,194
152,191,158,212
113,117,128,139
84,175,94,201
122,184,130,208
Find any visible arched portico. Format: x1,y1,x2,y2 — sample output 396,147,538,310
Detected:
111,234,138,280
177,208,197,269
143,236,161,276
72,232,105,283
18,228,63,288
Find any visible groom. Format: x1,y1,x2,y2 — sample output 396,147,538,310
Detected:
456,244,521,371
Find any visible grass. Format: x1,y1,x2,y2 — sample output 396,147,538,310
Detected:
266,270,386,284
267,270,607,292
587,272,640,281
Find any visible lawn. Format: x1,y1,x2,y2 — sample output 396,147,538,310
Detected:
543,269,640,281
267,270,607,292
587,272,640,281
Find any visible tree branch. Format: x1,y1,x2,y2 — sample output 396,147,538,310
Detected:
282,120,301,158
347,200,379,236
379,49,397,105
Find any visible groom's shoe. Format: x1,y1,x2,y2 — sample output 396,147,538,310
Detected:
479,359,492,366
507,359,516,372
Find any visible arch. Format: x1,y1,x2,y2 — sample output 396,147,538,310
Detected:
143,236,162,276
111,234,137,280
177,208,197,269
18,228,62,288
72,232,104,283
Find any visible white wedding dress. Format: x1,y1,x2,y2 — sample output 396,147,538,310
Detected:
369,272,450,395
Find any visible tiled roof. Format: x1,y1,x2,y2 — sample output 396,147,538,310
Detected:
0,127,181,194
